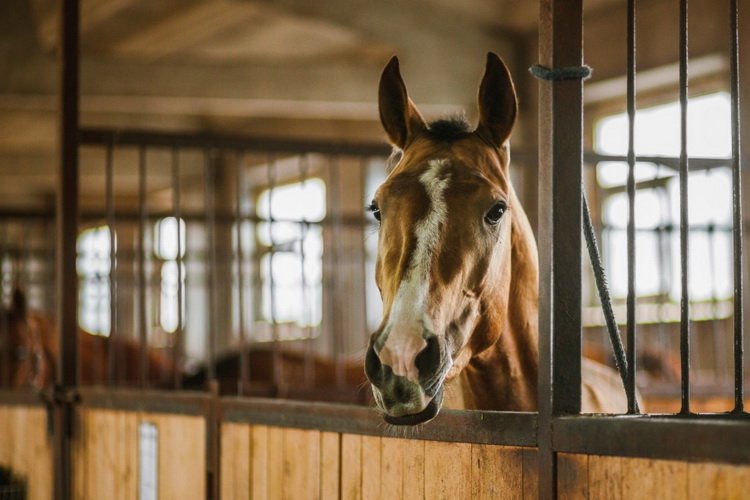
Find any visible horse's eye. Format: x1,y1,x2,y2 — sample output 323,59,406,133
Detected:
484,201,507,225
368,202,381,222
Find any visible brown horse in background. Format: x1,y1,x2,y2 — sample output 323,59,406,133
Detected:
364,53,629,425
1,288,175,389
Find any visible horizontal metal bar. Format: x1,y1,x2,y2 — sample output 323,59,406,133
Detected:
553,415,750,464
77,387,212,416
0,389,46,407
219,398,538,447
80,127,392,157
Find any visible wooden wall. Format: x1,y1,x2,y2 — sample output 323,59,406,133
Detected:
73,408,205,500
558,453,750,500
0,404,53,500
221,423,539,500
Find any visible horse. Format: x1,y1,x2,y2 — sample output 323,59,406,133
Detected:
1,288,177,389
364,53,629,425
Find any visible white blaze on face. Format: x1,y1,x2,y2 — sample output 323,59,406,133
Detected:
379,159,451,382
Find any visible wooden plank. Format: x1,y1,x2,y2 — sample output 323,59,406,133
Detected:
402,439,425,500
687,462,750,500
152,413,206,500
588,455,622,500
558,453,588,500
221,422,250,500
250,425,269,500
362,435,382,500
424,440,472,500
266,425,284,499
380,438,404,500
320,432,340,500
522,448,538,499
471,444,523,500
282,428,320,500
621,457,687,500
72,408,87,500
341,434,363,500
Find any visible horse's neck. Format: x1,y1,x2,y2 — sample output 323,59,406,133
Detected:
458,193,540,411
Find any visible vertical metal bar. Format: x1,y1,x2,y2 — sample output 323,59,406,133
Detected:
625,0,639,414
266,155,281,391
56,0,79,498
298,154,314,387
329,156,344,388
106,143,117,387
205,150,217,384
679,0,691,414
172,147,184,389
138,146,148,389
235,153,249,395
538,0,584,497
729,0,744,413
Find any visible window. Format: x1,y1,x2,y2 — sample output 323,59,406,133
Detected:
257,178,325,333
154,217,186,333
593,92,733,321
77,226,112,335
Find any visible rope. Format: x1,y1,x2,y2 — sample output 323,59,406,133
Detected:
529,64,592,81
582,193,640,413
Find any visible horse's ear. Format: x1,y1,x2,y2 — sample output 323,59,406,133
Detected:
378,56,427,149
11,287,26,317
475,52,517,147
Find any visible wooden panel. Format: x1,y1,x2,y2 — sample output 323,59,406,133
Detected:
588,455,622,499
402,439,425,500
151,413,206,500
362,435,382,500
621,457,687,500
282,428,320,500
0,405,53,500
424,440,472,500
558,453,589,500
471,444,523,500
250,425,269,500
320,432,340,499
266,426,284,498
341,433,363,500
82,408,138,500
687,462,750,500
380,438,405,500
221,422,250,500
522,448,538,499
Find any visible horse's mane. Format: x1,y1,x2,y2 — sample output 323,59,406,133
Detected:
425,115,472,142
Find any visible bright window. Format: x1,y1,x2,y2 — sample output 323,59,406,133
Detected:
154,217,186,333
594,92,733,307
257,178,325,328
77,226,112,336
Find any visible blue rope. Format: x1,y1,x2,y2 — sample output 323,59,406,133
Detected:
529,64,592,81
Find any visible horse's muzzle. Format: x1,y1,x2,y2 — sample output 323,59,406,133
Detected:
383,388,443,426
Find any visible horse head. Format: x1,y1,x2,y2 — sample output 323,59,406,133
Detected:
365,53,536,425
1,288,54,389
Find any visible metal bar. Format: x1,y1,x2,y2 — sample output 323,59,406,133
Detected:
138,146,148,389
266,155,281,392
729,0,745,414
79,128,391,157
298,154,314,388
220,398,538,447
77,387,212,416
537,0,584,497
553,415,750,464
106,143,117,387
329,156,345,388
625,0,639,415
172,147,185,390
235,154,249,395
205,150,217,384
679,0,691,414
55,1,80,498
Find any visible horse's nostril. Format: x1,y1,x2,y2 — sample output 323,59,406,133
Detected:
365,345,383,382
415,335,440,380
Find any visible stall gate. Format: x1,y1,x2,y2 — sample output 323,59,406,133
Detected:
2,0,750,499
